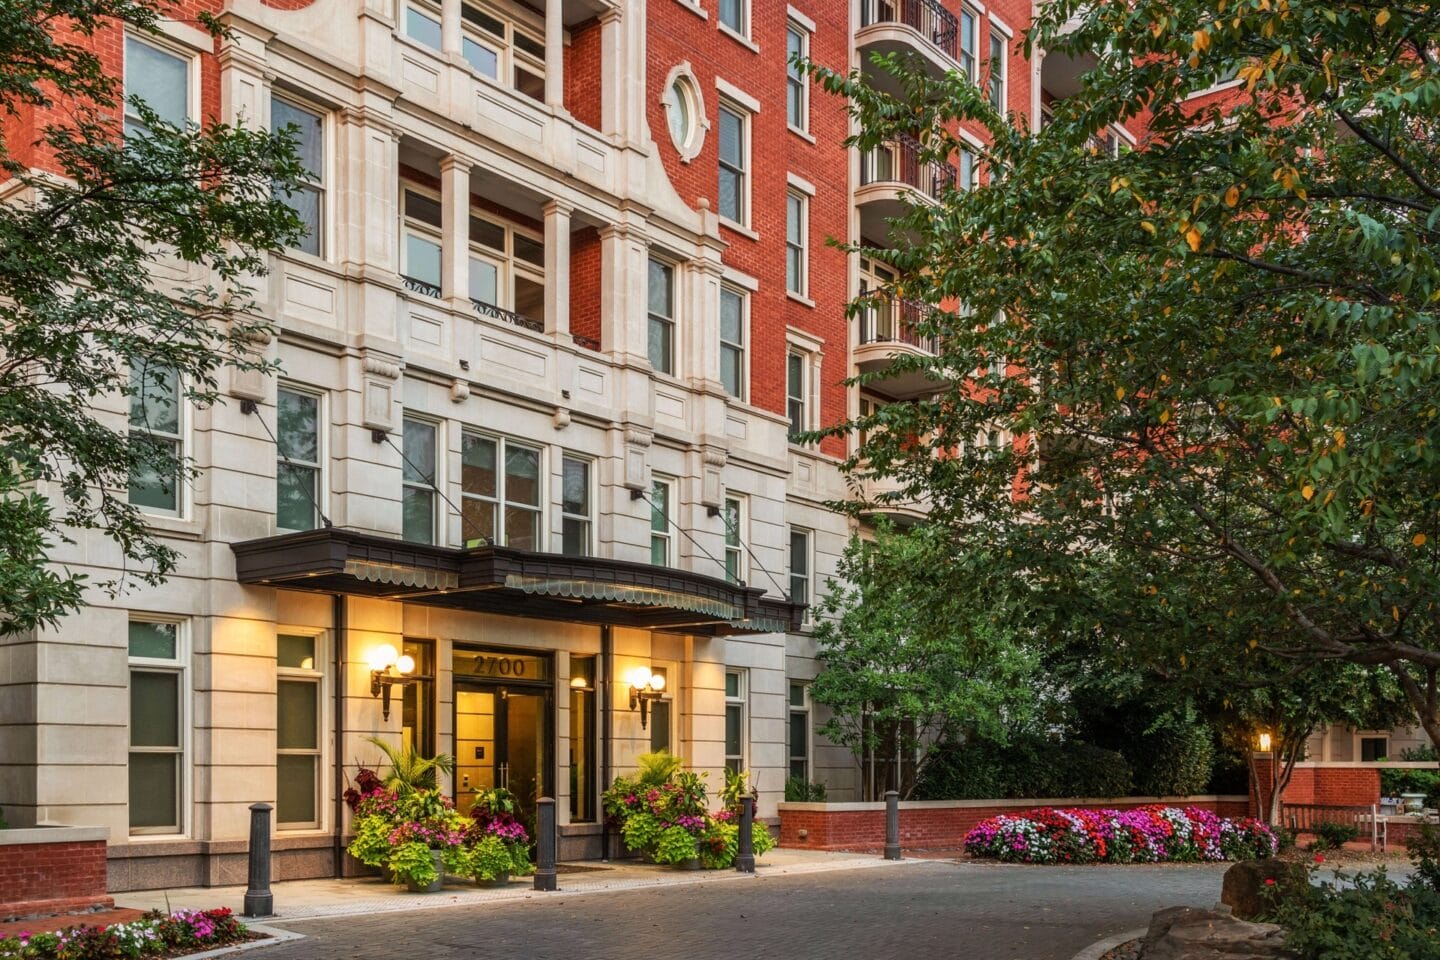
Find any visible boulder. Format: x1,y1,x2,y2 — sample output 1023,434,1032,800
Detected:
1138,906,1289,960
1220,859,1310,920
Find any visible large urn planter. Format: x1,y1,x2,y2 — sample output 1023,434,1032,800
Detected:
406,850,445,893
475,872,510,888
671,858,703,871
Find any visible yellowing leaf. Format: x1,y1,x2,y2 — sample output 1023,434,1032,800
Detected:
1193,29,1211,52
1115,386,1126,401
1141,220,1157,235
1301,484,1315,501
1376,8,1391,26
1392,605,1400,622
1159,408,1171,424
1185,226,1202,251
1271,345,1283,358
1225,185,1240,207
1415,533,1428,547
1334,430,1346,448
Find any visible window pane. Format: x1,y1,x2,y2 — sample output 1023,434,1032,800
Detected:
725,703,742,756
469,215,505,249
720,288,743,344
403,420,436,484
406,5,443,48
405,191,442,227
570,665,596,821
125,37,189,128
129,621,177,660
462,434,498,497
130,363,179,434
503,505,539,551
790,530,809,574
563,517,590,557
719,0,743,32
278,679,318,750
562,457,590,516
721,345,742,399
462,37,499,77
277,463,318,531
277,390,319,463
405,233,441,287
131,671,179,747
649,699,671,753
469,257,499,305
277,183,321,255
650,535,667,566
787,195,804,244
270,99,322,179
666,81,690,146
461,3,504,35
648,317,673,374
790,682,805,707
719,108,743,165
129,436,180,512
725,672,740,698
277,754,317,825
787,247,803,294
647,259,672,318
505,445,541,506
129,752,178,829
402,639,436,757
718,169,740,222
461,496,497,547
790,711,808,758
402,486,435,544
650,482,669,533
724,500,741,547
277,634,315,670
514,274,544,320
514,234,544,267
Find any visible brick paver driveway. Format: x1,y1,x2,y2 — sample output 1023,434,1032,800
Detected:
262,860,1226,960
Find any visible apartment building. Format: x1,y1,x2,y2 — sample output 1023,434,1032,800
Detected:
1,0,1065,891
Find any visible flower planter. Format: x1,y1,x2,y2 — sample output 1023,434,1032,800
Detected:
670,858,703,871
475,872,510,888
406,850,445,893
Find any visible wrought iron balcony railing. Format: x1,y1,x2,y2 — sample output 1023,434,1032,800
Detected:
859,134,956,202
402,275,441,298
856,297,942,355
471,298,544,334
859,0,959,61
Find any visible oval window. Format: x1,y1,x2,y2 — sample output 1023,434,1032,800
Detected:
664,78,694,151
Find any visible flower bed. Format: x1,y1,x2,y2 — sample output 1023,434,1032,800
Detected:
0,908,249,960
963,805,1278,864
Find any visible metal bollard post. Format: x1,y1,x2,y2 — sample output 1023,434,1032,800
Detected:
534,797,558,891
883,790,901,861
243,802,274,917
735,796,755,873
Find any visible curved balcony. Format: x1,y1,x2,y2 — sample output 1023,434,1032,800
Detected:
857,134,955,246
854,472,931,526
853,298,948,400
856,0,961,96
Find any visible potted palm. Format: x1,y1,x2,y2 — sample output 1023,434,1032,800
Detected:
344,739,464,893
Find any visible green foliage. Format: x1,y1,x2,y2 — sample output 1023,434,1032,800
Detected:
653,825,700,865
634,751,684,787
698,821,738,870
1133,719,1215,797
464,834,515,881
804,0,1440,749
1269,868,1440,960
1409,822,1440,894
0,0,306,634
720,767,754,812
387,842,439,888
752,821,776,857
347,814,393,868
1313,821,1362,850
811,525,1039,799
914,735,1133,801
1380,767,1440,799
784,777,828,802
621,811,663,854
365,736,455,796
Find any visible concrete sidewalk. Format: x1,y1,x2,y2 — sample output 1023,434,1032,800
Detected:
115,848,914,923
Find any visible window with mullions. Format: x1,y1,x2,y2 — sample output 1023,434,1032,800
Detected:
719,285,746,400
789,682,811,781
469,212,545,326
649,666,673,754
650,477,673,566
988,32,1006,110
404,0,443,50
402,639,436,759
277,633,322,829
717,103,748,225
569,656,597,821
129,619,184,835
401,189,443,297
460,2,546,101
718,0,748,37
648,258,676,375
786,190,807,296
461,433,542,549
401,417,437,544
561,455,593,557
128,360,183,515
786,351,808,440
789,526,811,610
959,147,976,191
276,386,322,532
958,8,978,82
124,34,190,139
725,670,747,773
270,97,325,256
723,496,745,584
786,23,809,132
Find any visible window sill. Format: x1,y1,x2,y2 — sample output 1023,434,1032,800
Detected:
142,514,203,540
786,290,815,309
719,218,759,242
788,124,816,144
717,23,760,54
672,0,707,19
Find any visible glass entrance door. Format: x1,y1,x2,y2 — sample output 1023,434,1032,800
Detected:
455,682,552,821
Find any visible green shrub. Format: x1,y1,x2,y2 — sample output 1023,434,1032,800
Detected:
654,825,699,864
1313,821,1362,850
784,777,828,802
465,834,515,881
621,811,663,854
1132,720,1215,797
1409,821,1440,893
1268,868,1440,959
635,750,684,787
388,841,439,887
914,735,1133,801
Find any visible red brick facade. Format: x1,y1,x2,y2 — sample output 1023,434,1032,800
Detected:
779,797,1252,853
1250,759,1382,816
0,836,112,922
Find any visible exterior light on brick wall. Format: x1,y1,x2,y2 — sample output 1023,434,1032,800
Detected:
1257,731,1273,754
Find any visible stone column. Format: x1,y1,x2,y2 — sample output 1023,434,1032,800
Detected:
440,155,471,309
545,0,565,110
441,0,462,57
598,8,622,137
598,222,649,365
543,200,572,336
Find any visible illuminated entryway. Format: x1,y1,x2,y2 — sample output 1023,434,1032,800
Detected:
453,647,553,823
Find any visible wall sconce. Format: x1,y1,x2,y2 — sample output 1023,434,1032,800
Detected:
626,666,666,730
1257,730,1273,754
368,643,417,721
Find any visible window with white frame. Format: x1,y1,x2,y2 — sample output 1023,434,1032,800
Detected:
270,96,325,257
401,416,438,545
789,682,811,780
786,22,809,132
561,454,593,557
719,284,746,400
718,0,748,38
461,433,542,550
460,2,546,100
786,189,808,296
404,0,443,50
724,670,747,772
648,257,676,375
129,619,185,835
958,8,978,82
859,254,899,341
277,633,323,829
276,386,323,532
650,476,673,566
959,147,976,191
123,34,190,138
988,31,1006,110
469,211,545,325
1359,735,1390,762
717,102,748,225
401,189,443,297
786,350,808,440
128,360,183,516
723,495,745,584
789,526,811,609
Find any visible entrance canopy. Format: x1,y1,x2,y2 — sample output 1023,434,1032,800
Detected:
231,528,803,635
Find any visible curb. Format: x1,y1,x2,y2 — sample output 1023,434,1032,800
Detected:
1068,927,1145,960
177,924,305,959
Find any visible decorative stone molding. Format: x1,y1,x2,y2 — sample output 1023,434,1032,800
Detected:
701,447,726,508
660,62,709,164
624,426,653,448
450,378,470,403
360,351,403,431
553,408,571,430
362,355,402,379
623,425,652,490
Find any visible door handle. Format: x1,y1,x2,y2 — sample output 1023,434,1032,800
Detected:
499,762,509,789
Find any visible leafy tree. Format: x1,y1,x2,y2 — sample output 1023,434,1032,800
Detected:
0,0,305,634
808,2,1440,745
809,524,1038,800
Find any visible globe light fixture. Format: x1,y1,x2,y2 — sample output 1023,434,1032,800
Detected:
369,643,417,720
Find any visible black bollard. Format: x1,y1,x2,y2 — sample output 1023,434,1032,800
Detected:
735,795,755,873
243,802,274,917
883,790,901,861
534,797,558,891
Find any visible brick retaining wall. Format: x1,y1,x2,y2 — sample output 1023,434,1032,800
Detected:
778,796,1252,853
0,827,112,921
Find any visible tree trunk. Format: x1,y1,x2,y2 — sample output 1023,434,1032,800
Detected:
1391,665,1440,753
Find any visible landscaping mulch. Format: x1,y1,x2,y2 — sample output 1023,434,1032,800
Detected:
1098,938,1142,960
0,908,148,939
